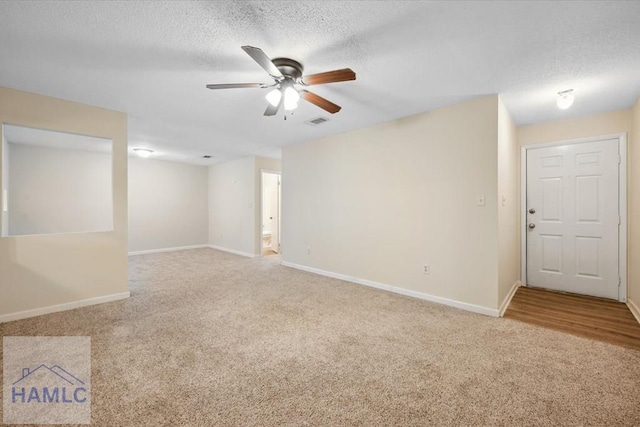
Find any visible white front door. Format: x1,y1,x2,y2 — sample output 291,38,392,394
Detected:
526,138,620,299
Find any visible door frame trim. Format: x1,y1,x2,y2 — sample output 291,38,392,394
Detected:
520,133,628,302
259,169,282,257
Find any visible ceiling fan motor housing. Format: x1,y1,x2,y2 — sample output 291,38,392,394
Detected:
272,58,304,79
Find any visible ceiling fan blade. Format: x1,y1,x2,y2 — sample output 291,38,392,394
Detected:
241,46,283,79
206,83,263,90
300,90,342,114
264,98,282,116
301,68,356,86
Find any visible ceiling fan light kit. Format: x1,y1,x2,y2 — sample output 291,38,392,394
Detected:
283,83,300,111
206,46,356,118
265,88,282,107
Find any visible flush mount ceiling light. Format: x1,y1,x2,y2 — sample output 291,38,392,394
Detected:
557,89,574,110
133,148,154,158
206,45,356,118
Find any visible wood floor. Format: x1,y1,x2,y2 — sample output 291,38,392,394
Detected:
505,286,640,351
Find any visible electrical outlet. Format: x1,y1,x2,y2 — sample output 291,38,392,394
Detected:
307,246,311,255
423,264,430,275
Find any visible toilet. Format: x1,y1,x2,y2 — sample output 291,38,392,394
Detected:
262,230,272,249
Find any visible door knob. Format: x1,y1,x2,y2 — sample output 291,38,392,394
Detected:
528,223,536,229
529,208,536,214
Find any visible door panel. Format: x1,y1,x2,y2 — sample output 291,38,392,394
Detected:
541,234,562,273
526,139,619,299
575,236,599,277
541,178,562,221
576,176,599,221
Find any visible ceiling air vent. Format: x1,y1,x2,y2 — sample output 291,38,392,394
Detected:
305,117,329,126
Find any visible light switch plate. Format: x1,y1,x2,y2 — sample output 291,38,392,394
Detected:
477,195,485,206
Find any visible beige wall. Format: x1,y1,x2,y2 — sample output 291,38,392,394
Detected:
518,108,634,304
497,97,520,308
518,110,632,146
0,86,128,321
208,155,281,256
208,156,256,256
282,96,501,311
2,134,8,235
128,157,208,253
630,97,640,309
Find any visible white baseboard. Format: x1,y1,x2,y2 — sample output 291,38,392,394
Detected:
499,280,521,317
281,261,499,317
627,298,640,326
0,291,130,323
128,244,209,256
208,245,258,258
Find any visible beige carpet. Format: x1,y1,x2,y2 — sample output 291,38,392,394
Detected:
2,248,639,426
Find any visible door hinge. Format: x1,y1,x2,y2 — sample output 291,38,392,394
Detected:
618,154,622,164
619,215,622,225
619,277,622,287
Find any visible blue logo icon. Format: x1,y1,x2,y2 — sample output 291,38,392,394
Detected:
12,365,87,404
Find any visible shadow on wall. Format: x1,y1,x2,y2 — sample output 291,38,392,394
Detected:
0,233,120,318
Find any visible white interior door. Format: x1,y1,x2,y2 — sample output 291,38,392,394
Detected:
262,172,280,254
526,138,620,299
271,174,280,253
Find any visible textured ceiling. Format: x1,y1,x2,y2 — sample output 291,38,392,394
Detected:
0,1,639,165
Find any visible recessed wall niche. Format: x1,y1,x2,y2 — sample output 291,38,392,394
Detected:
1,123,113,237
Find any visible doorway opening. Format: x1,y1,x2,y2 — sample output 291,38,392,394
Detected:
261,170,281,257
520,134,627,302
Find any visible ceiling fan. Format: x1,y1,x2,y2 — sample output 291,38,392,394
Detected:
206,46,356,117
